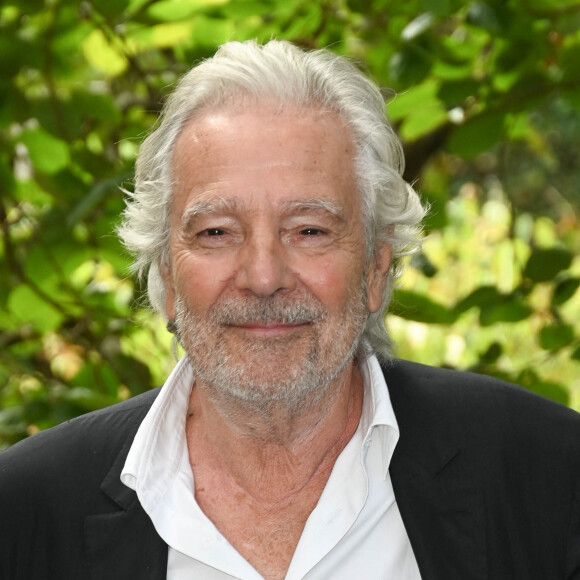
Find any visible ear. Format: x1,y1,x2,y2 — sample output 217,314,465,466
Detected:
160,261,177,321
366,244,392,313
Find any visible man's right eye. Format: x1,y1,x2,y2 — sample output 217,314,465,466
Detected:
202,228,226,236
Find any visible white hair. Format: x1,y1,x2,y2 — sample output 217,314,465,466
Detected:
118,39,427,360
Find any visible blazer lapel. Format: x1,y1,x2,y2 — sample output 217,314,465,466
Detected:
385,361,487,580
391,447,486,580
84,436,168,580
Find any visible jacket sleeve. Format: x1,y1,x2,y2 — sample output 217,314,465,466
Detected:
567,477,580,579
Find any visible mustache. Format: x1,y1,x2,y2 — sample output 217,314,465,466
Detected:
208,295,327,326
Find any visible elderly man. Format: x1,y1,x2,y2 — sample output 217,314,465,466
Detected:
1,40,579,580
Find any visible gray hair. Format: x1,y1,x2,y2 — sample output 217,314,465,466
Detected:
118,39,426,360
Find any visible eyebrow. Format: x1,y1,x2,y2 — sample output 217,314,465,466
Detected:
281,198,347,222
180,197,238,231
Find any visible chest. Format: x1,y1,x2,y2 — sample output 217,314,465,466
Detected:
193,469,327,580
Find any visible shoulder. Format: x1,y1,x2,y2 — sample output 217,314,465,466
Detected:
0,387,161,491
383,359,580,451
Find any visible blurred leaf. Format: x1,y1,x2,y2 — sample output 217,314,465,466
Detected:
19,128,70,175
0,407,28,443
560,43,580,83
392,289,457,323
388,81,442,121
552,278,580,306
438,79,480,107
454,285,502,315
523,248,573,283
527,380,570,406
389,45,432,86
517,369,570,406
401,12,436,41
147,0,227,21
191,15,235,47
479,299,532,326
400,106,448,141
60,387,115,411
447,111,505,159
220,1,273,18
67,174,131,227
419,0,451,16
480,341,503,364
7,285,64,333
82,29,128,77
539,323,575,351
467,1,501,32
410,253,438,277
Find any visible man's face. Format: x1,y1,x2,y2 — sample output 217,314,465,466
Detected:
163,106,390,410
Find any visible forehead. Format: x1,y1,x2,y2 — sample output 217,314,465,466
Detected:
171,105,359,213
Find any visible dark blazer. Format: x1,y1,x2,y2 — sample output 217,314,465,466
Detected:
1,360,579,580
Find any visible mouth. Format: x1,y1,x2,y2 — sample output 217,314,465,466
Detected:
227,322,311,337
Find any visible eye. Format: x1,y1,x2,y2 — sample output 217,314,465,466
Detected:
194,227,233,247
300,227,326,236
202,228,226,237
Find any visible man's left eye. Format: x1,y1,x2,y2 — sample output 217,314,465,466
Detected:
300,228,325,236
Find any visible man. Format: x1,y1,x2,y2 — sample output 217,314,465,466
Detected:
1,40,579,580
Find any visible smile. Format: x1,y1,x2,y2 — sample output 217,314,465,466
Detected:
227,322,311,336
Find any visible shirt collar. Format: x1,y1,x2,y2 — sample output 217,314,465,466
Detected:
121,353,400,497
358,355,400,478
121,355,194,506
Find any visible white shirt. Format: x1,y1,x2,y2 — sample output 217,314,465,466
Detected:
121,355,421,579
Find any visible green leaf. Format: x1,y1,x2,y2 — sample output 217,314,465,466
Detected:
454,285,502,315
147,0,227,21
82,29,128,77
0,407,27,439
7,285,64,333
447,111,505,159
220,1,273,18
438,79,480,107
410,253,438,277
552,278,580,306
523,248,573,283
389,46,432,86
479,300,532,326
388,81,442,121
539,323,575,351
401,12,436,41
527,380,570,406
419,0,451,16
66,173,131,227
467,1,500,32
191,15,235,47
70,91,122,125
399,107,449,141
480,341,503,364
60,387,115,411
392,289,457,324
19,128,70,175
283,3,323,39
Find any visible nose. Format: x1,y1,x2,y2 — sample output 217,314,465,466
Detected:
234,232,295,297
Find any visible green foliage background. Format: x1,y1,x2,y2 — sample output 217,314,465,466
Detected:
1,0,580,448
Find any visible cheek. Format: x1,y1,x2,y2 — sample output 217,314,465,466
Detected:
296,258,363,310
172,252,235,309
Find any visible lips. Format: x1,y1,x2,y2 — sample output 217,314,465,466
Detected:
226,321,311,336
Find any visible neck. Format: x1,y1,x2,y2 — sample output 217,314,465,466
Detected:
185,360,364,502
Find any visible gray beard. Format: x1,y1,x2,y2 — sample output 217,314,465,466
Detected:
174,284,368,416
